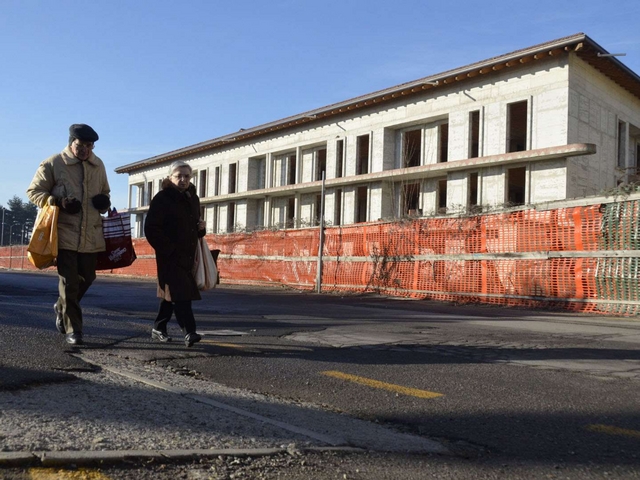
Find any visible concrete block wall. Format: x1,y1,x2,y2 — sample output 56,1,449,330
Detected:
447,171,468,213
271,196,288,227
300,193,316,225
382,128,396,170
368,182,384,221
529,159,567,204
247,157,264,191
448,110,470,162
325,138,340,179
423,125,439,165
482,166,506,206
483,103,503,157
422,178,439,216
567,55,640,197
301,148,314,183
324,189,338,226
342,187,356,224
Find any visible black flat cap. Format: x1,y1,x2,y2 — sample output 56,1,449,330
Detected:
69,124,99,142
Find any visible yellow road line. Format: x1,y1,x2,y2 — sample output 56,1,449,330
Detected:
201,340,248,349
586,424,640,439
201,340,311,352
28,467,112,479
321,370,443,399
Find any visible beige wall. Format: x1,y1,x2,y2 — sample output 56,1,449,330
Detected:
567,54,640,198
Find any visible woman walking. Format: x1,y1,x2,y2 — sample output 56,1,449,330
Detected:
145,160,206,347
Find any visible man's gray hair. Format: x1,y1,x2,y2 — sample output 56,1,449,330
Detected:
169,160,192,176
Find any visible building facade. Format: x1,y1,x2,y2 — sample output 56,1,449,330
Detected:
115,33,640,237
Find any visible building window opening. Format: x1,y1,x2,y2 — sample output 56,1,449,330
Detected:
316,148,327,181
212,205,219,234
191,170,198,192
135,214,145,238
403,182,420,216
336,140,344,178
132,184,143,208
199,170,207,197
468,172,479,211
618,121,627,169
507,166,526,206
255,198,265,229
227,202,235,232
214,166,220,196
356,186,368,223
248,156,266,190
258,158,266,189
145,181,153,206
469,110,480,158
334,188,342,226
437,179,447,213
438,123,449,163
287,197,296,228
288,155,297,185
402,129,421,167
357,134,369,175
314,194,322,226
507,101,528,153
228,163,237,194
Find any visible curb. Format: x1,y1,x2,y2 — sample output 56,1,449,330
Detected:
0,446,365,468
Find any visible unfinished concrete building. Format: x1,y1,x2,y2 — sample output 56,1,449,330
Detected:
115,33,640,237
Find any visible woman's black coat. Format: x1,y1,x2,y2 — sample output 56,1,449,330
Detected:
144,180,205,302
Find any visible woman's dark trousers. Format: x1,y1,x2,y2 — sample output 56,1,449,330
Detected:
154,299,197,334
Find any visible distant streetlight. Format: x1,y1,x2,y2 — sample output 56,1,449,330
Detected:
8,223,20,245
0,207,11,247
21,222,33,245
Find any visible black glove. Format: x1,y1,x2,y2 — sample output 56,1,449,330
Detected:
57,197,82,214
92,194,111,211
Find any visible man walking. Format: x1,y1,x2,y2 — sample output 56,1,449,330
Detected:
27,124,111,345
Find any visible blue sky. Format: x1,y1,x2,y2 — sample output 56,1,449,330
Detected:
2,0,639,210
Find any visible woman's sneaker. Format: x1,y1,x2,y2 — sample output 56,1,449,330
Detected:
151,329,172,343
185,332,202,347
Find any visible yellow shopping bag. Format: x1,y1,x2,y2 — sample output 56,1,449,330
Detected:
27,204,59,269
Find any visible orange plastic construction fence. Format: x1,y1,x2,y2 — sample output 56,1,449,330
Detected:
1,200,638,316
206,202,638,316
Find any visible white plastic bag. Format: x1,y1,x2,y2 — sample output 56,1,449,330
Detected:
193,238,218,290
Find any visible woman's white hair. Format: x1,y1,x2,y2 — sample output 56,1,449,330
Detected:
169,160,192,176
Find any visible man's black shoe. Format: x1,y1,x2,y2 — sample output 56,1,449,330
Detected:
65,333,83,345
185,332,202,347
151,329,172,343
54,304,65,334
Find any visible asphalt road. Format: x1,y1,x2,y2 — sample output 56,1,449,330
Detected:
1,270,640,479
